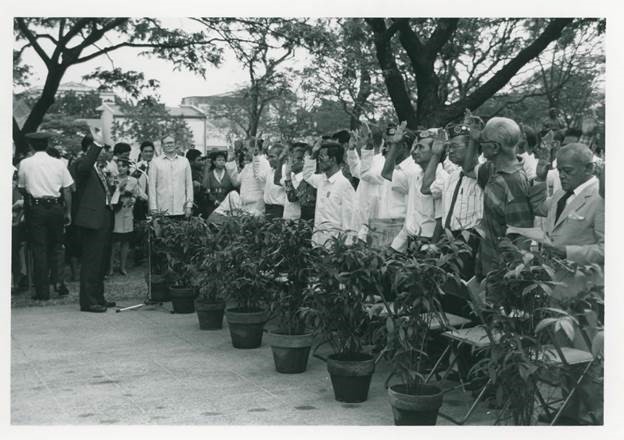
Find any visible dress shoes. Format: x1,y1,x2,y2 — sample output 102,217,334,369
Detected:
57,284,69,296
101,301,116,308
80,305,107,313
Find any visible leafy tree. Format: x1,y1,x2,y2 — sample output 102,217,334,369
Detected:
39,114,92,154
303,18,389,129
364,18,577,128
195,18,328,137
13,17,223,154
112,97,195,148
477,20,605,129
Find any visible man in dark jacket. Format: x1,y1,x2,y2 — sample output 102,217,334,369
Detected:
73,134,117,312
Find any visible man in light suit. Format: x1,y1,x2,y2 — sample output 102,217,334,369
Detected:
534,142,604,424
535,142,604,266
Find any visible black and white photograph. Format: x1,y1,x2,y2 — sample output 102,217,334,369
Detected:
5,0,619,434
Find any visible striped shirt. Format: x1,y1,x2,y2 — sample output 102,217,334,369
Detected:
430,168,483,232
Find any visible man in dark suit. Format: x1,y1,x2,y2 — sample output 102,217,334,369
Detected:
73,135,116,312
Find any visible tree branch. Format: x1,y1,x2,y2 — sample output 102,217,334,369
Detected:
15,18,52,67
425,18,459,57
448,18,574,117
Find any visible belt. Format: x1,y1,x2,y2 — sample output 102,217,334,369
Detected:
31,197,62,206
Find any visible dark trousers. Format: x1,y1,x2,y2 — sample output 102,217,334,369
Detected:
27,203,64,299
300,206,315,221
79,210,113,308
265,204,284,220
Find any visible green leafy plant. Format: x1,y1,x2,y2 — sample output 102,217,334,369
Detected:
304,235,387,357
470,242,566,425
375,233,469,393
152,216,209,289
262,218,317,335
216,215,278,312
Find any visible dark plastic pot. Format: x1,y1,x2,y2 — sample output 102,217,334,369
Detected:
387,384,444,425
268,332,314,374
326,353,375,403
195,299,226,330
225,308,268,349
169,287,197,314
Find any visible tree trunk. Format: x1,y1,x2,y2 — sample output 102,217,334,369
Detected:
16,65,66,155
248,85,260,138
366,19,417,129
349,67,372,130
12,117,28,158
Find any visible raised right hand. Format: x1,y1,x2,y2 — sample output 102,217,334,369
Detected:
388,121,407,144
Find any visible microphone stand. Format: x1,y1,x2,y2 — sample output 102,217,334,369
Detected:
116,163,167,313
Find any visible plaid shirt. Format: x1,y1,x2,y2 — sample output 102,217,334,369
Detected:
476,159,544,276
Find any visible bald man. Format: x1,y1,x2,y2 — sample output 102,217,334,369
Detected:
534,143,604,266
463,117,544,277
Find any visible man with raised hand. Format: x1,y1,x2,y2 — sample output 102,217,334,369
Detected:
462,117,543,278
302,138,356,247
384,122,447,253
345,122,386,243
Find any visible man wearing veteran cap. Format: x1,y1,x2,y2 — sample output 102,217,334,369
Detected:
17,131,74,301
422,121,484,278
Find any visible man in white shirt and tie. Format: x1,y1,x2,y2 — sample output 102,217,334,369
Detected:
148,135,193,218
303,139,356,247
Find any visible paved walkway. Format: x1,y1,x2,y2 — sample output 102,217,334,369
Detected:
11,267,495,425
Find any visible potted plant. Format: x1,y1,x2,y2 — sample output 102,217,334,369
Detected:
153,216,207,313
263,218,317,373
305,235,387,403
468,241,565,425
220,215,276,349
375,234,469,425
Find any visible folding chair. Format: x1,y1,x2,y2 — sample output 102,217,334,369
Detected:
534,320,596,425
366,300,474,388
432,277,502,425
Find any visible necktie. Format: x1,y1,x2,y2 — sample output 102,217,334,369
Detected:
444,172,464,231
555,190,575,223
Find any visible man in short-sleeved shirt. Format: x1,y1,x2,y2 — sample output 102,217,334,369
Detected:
18,132,73,300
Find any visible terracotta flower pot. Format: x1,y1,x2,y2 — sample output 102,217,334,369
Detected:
268,332,315,374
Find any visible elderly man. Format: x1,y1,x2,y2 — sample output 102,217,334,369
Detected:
303,139,356,247
463,117,543,277
423,123,483,278
148,135,194,218
534,143,603,265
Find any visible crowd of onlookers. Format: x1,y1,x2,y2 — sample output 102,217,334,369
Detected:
12,108,604,303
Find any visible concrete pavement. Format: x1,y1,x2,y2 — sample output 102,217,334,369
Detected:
11,267,495,425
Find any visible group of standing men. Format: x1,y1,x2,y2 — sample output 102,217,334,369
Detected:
14,109,604,312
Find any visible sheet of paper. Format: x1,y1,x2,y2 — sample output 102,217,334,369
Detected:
506,226,550,244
